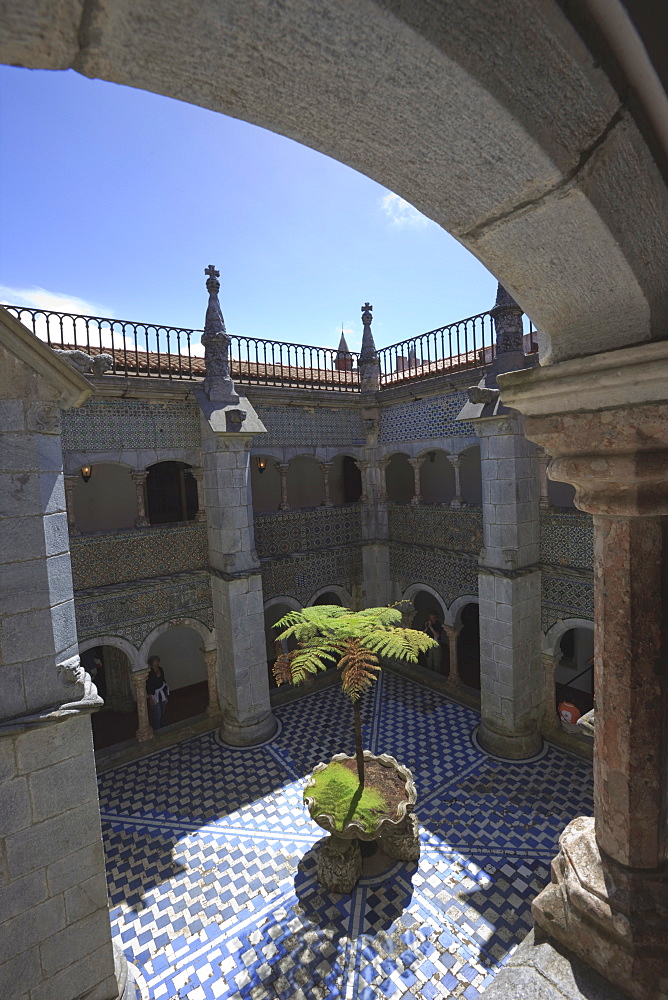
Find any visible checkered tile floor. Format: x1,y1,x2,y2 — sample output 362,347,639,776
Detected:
99,671,593,999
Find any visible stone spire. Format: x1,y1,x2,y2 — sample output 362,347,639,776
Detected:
201,265,239,403
337,331,350,354
490,281,526,377
359,302,377,362
335,330,353,372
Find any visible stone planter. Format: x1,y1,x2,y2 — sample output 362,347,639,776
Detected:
304,750,420,892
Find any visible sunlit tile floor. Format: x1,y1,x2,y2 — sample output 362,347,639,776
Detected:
99,670,593,999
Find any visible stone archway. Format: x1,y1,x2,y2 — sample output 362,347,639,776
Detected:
79,638,139,750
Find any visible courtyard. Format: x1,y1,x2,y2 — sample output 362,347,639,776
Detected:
99,670,593,999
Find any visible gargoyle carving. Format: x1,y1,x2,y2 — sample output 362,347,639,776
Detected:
52,348,114,377
467,385,500,404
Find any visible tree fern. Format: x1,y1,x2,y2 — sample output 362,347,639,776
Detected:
272,603,437,785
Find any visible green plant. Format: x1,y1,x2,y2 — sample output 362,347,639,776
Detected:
273,604,436,786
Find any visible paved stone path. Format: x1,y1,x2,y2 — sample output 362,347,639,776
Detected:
98,671,593,999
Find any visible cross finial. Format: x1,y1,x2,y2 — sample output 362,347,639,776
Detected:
205,264,221,295
361,302,373,325
205,265,219,280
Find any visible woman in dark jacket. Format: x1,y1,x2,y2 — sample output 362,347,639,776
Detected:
146,655,169,729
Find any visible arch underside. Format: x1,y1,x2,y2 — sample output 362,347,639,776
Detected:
3,0,666,363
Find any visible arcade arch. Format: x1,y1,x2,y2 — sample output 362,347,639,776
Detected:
146,461,199,524
79,641,137,751
73,462,136,532
458,446,482,506
384,453,414,504
286,455,325,508
419,450,455,505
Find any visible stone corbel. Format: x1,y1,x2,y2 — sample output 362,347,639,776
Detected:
0,655,103,736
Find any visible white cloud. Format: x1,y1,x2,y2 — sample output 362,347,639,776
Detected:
1,284,132,352
380,192,430,229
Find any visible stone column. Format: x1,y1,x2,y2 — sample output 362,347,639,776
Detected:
131,470,150,527
540,651,560,735
276,462,290,510
409,457,423,505
443,624,462,687
320,461,333,507
202,647,221,717
378,457,390,503
131,668,154,742
191,466,207,522
354,459,369,503
537,449,551,508
499,341,668,1000
448,455,464,507
64,473,80,535
474,413,543,759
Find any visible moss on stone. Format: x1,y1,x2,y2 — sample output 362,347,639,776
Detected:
307,762,390,834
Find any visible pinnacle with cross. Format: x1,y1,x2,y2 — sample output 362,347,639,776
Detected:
205,264,221,294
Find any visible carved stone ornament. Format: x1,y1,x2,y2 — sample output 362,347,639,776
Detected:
316,835,363,894
52,348,114,377
26,402,60,434
202,265,240,404
467,385,500,405
57,654,103,711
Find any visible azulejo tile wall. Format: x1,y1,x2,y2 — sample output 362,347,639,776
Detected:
252,404,365,448
254,507,363,558
388,505,482,555
61,398,201,452
541,574,594,633
379,392,474,442
390,543,478,608
75,572,213,648
261,547,363,605
540,510,593,571
71,523,209,590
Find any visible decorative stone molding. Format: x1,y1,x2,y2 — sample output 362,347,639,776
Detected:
276,462,290,510
409,457,424,505
0,656,103,735
64,474,80,536
447,454,464,508
319,461,333,507
26,401,60,434
130,470,150,527
190,466,207,522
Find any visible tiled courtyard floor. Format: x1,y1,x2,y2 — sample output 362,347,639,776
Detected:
98,671,593,1000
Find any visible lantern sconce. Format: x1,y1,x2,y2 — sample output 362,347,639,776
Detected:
80,465,92,483
256,456,268,474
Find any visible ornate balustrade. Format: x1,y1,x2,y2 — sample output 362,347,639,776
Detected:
540,509,593,571
70,522,209,591
387,504,483,554
254,506,363,558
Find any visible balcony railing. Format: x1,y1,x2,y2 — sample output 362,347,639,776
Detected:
3,303,537,391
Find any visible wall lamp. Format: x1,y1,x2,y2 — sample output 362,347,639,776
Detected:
256,456,268,474
80,465,92,483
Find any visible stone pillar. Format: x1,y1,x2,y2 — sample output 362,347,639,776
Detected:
191,466,207,522
320,461,333,507
202,647,221,717
64,473,80,535
276,462,290,510
409,457,423,505
0,309,123,1000
540,651,560,734
131,668,154,742
354,459,369,503
537,449,551,508
197,394,277,747
499,341,668,1000
378,457,390,503
448,454,464,507
444,624,462,687
474,413,543,758
131,469,150,527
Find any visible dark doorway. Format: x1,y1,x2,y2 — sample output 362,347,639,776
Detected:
457,604,481,690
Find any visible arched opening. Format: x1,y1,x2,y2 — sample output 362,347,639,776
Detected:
146,626,208,725
457,603,481,689
459,446,482,506
73,463,136,532
555,626,594,719
146,461,199,525
547,478,577,509
385,453,414,504
251,456,281,512
264,602,300,689
328,455,362,505
287,455,325,508
411,589,449,675
420,451,455,505
311,591,344,606
83,644,137,750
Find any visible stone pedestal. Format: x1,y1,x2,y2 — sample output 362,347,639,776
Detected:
499,341,668,1000
473,413,543,759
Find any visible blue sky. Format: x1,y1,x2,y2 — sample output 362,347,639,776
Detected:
0,66,499,351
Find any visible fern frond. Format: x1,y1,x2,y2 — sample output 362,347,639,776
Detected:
272,648,295,687
338,639,381,702
364,627,437,662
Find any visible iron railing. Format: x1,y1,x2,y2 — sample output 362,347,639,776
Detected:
377,311,537,386
1,305,361,391
2,303,537,391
